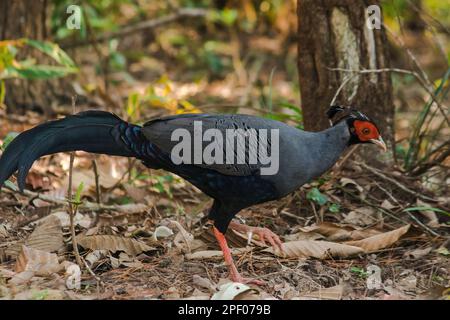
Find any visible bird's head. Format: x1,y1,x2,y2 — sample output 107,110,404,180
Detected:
327,105,387,152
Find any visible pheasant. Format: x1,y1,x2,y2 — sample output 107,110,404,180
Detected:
0,105,386,284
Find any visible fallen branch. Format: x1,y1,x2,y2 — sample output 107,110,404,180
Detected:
404,210,441,238
61,8,209,48
3,183,143,212
355,161,437,202
409,142,450,176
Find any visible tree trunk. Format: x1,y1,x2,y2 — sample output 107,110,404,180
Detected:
297,0,394,151
0,0,70,115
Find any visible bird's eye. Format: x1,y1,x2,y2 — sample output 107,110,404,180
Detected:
362,128,370,135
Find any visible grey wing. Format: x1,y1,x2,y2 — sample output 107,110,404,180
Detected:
142,114,280,176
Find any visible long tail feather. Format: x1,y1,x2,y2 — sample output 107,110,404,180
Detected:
0,111,141,191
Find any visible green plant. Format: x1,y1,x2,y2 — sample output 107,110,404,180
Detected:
404,68,450,175
32,289,49,300
307,187,328,206
0,38,77,105
0,39,77,80
350,267,369,278
404,206,450,217
125,75,201,122
306,187,340,213
260,68,303,128
151,174,174,198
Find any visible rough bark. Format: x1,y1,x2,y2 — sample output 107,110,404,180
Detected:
0,0,71,115
297,0,394,150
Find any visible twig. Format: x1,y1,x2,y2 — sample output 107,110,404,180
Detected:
280,210,304,222
338,185,410,226
410,144,450,176
332,145,360,174
404,211,441,237
61,8,209,48
80,256,104,290
68,152,82,267
383,23,432,88
355,161,437,202
373,181,400,205
310,202,320,224
3,183,140,211
67,96,82,267
329,74,356,106
92,159,101,204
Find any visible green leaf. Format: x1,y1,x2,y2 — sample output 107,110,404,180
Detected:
267,67,276,112
126,92,140,120
1,132,18,150
209,9,238,27
0,80,5,104
74,182,84,203
306,187,328,206
3,65,77,80
436,247,449,257
24,39,76,68
32,289,49,300
350,267,369,278
329,203,341,213
279,101,303,116
4,180,18,191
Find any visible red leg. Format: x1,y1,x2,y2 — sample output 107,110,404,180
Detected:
213,226,265,285
228,221,284,252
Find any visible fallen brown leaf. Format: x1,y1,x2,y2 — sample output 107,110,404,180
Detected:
264,240,364,259
77,235,155,256
15,246,60,276
340,177,364,194
8,271,35,286
343,207,380,226
123,183,147,202
301,222,382,241
345,224,410,252
6,215,64,258
404,246,432,259
298,283,347,300
416,200,440,228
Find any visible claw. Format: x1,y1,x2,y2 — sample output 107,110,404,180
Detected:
228,221,284,253
252,227,284,253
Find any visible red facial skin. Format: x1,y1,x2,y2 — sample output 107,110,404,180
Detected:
353,120,380,142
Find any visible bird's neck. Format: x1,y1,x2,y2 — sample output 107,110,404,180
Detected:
303,121,351,180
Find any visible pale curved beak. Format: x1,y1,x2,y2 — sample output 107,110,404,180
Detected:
370,136,387,152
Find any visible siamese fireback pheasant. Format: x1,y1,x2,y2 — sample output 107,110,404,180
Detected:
0,105,386,284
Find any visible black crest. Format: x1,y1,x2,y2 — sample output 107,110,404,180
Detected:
326,105,347,119
326,105,373,126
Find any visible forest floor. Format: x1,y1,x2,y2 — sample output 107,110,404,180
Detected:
0,27,449,300
0,124,448,299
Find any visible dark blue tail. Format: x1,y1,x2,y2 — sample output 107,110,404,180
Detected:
0,111,143,191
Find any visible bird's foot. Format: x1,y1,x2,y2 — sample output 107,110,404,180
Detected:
250,227,284,251
230,222,284,252
213,225,267,287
